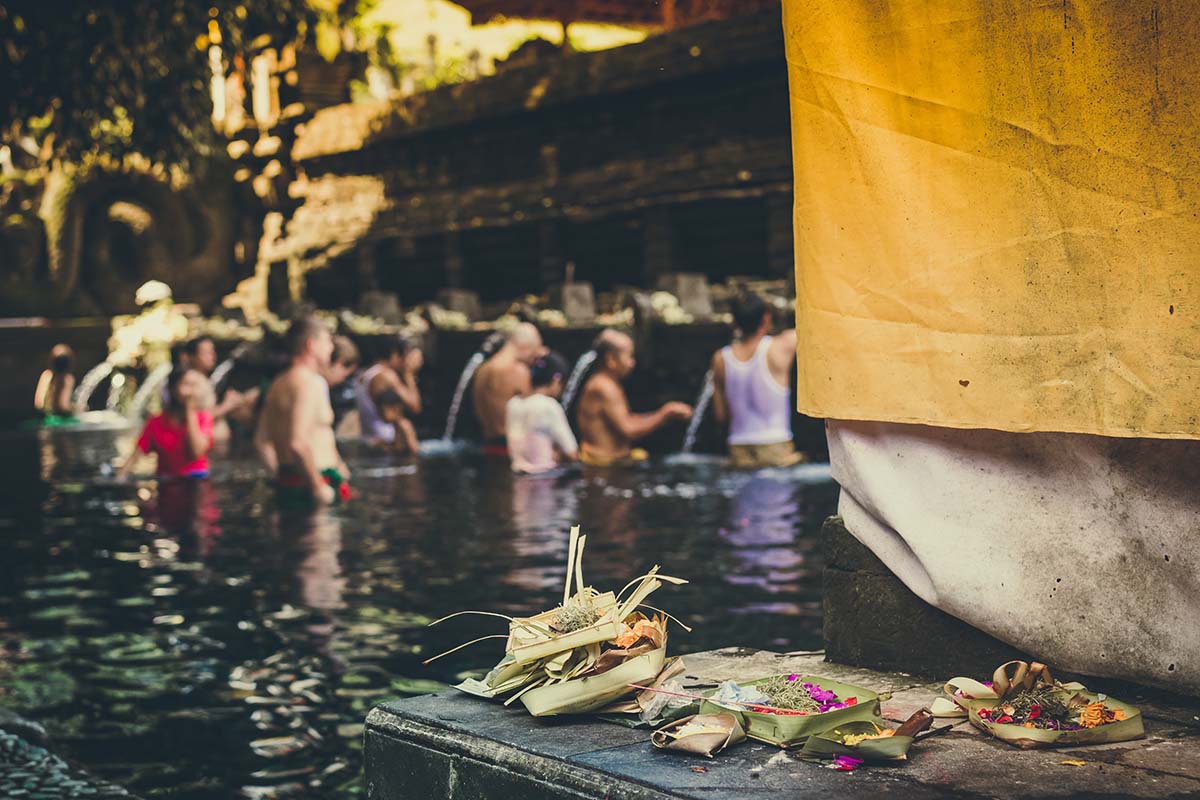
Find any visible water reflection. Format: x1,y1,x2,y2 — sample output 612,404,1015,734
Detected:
0,429,837,798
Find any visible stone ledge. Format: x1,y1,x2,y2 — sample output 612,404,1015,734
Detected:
365,648,1200,800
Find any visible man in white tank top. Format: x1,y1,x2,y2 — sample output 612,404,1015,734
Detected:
711,293,804,469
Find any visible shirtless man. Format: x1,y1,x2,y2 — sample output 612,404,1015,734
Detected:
470,322,544,456
575,330,692,466
255,318,350,506
711,293,803,469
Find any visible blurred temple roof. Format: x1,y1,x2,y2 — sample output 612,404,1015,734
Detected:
453,0,778,29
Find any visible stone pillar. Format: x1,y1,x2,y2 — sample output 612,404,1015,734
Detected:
641,206,673,286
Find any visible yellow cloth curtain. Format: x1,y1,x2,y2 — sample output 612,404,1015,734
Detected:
784,0,1200,439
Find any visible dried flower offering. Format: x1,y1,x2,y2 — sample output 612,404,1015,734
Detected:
753,674,860,715
428,526,688,717
938,661,1144,748
700,674,884,748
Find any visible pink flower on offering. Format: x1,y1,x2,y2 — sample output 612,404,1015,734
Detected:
833,755,864,772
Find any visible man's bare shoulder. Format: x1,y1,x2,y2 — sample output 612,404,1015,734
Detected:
770,330,797,357
582,372,621,399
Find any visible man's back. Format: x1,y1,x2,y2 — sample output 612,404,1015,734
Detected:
472,351,529,440
726,330,794,391
576,372,624,457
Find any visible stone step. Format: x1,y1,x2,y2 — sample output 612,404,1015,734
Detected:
364,648,1200,799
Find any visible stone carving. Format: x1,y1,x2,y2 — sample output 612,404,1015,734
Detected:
0,162,260,316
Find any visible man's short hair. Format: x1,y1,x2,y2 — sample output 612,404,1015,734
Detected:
184,336,214,356
531,351,569,388
376,388,404,409
285,316,329,357
592,329,629,363
332,335,360,366
731,293,769,336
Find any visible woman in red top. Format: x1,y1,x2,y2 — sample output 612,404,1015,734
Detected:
120,368,214,479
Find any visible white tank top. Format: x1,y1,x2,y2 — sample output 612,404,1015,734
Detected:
722,336,792,446
356,363,395,442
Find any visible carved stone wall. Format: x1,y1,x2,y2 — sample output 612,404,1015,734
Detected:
277,8,795,309
0,162,261,316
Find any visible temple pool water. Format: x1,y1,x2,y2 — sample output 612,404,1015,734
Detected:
0,428,837,798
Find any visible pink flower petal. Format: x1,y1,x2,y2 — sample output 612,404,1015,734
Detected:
833,756,864,772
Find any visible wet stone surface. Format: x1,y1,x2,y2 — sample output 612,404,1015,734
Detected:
366,649,1200,800
0,730,133,799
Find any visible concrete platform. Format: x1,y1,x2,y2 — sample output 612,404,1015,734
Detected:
365,648,1200,799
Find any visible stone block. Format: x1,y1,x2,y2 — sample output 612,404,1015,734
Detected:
550,282,596,325
359,290,404,324
655,273,713,318
436,289,483,322
822,516,1027,678
364,649,1200,800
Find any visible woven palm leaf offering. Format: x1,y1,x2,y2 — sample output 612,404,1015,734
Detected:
426,526,688,717
698,673,884,748
933,660,1144,749
799,708,934,768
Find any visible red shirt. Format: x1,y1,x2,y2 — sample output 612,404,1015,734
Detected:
136,411,214,477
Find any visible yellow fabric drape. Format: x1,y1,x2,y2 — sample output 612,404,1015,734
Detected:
784,0,1200,439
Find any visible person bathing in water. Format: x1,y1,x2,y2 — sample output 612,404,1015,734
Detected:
34,344,79,421
471,322,544,457
710,293,804,469
119,368,214,479
355,335,422,451
373,390,420,455
255,318,351,506
576,330,692,467
506,351,578,474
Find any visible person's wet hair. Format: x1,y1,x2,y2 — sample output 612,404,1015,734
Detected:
285,316,329,357
184,336,213,357
531,351,569,388
49,344,73,374
592,329,628,364
169,343,188,369
376,388,404,410
333,335,360,368
165,367,195,408
731,293,770,337
375,334,412,363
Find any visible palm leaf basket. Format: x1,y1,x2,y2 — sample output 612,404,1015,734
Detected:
699,675,883,748
799,720,916,762
935,661,1145,749
431,525,688,717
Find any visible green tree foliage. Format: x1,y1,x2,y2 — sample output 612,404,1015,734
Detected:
0,1,361,168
